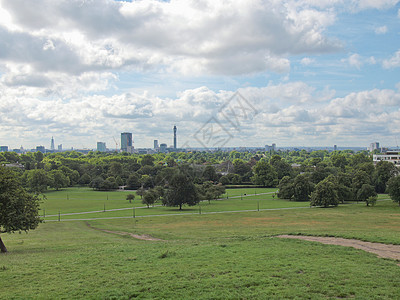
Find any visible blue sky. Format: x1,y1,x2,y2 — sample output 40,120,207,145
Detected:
0,0,399,150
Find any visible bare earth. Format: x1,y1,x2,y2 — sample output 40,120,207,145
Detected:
277,235,400,263
85,222,163,241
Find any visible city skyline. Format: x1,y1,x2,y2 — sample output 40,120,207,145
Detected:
0,1,400,149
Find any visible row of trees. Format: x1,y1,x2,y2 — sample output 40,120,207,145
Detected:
277,159,400,207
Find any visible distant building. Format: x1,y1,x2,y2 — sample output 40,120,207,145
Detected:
373,151,400,166
36,146,45,153
154,140,159,149
97,142,106,152
333,145,337,151
121,132,133,152
0,146,8,152
50,137,55,151
160,143,167,153
369,142,380,152
173,125,177,149
265,143,276,152
58,144,62,151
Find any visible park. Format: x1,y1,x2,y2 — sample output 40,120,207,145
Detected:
0,186,399,299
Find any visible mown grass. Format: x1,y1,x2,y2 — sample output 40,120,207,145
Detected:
0,189,399,299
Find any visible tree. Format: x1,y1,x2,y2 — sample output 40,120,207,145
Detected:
251,160,278,187
373,161,398,193
142,190,158,208
310,180,339,207
164,172,199,210
277,176,294,200
0,167,41,253
387,176,400,206
199,181,225,203
27,169,48,194
357,184,377,206
126,173,141,189
293,174,314,202
126,194,135,204
48,170,69,190
202,166,218,182
141,154,155,167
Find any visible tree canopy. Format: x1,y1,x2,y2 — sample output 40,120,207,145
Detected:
0,167,41,253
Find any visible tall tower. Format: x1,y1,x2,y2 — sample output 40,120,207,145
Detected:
173,125,177,149
50,136,55,151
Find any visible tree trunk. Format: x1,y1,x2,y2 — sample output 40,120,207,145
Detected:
0,236,7,253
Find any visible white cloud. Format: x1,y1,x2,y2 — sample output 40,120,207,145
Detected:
375,25,388,34
300,57,315,65
383,50,400,68
0,0,341,79
342,53,363,69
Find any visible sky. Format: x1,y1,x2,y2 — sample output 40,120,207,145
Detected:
0,0,400,150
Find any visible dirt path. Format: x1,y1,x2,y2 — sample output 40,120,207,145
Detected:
85,222,163,241
277,235,400,262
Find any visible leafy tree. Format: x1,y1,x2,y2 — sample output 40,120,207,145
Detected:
164,172,199,210
357,184,377,206
366,195,378,207
126,173,141,189
219,175,230,185
141,154,155,167
27,169,48,194
351,170,371,199
277,176,294,200
373,161,398,193
142,189,158,208
0,167,41,253
386,176,400,206
136,187,145,199
293,174,314,202
251,160,278,187
48,170,69,190
202,165,218,182
270,155,292,179
78,173,91,185
331,154,348,171
198,181,225,203
310,179,339,207
232,159,251,176
126,194,135,203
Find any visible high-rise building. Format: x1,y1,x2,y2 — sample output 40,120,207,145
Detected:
121,132,133,152
369,142,380,152
333,145,337,151
36,146,45,153
154,140,159,149
173,125,177,149
265,143,276,152
50,136,55,151
160,143,167,153
58,144,62,151
97,142,106,152
0,146,8,152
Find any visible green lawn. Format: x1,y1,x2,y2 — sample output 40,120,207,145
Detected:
0,188,399,299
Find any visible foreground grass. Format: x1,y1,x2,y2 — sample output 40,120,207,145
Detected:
1,200,399,299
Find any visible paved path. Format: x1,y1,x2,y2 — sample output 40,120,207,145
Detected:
45,206,310,222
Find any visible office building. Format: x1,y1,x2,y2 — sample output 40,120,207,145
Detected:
50,137,55,151
36,146,45,153
121,132,133,152
154,140,159,149
333,145,337,151
97,142,106,152
373,151,400,166
58,144,62,151
160,143,167,153
369,142,380,152
265,143,276,152
0,146,8,152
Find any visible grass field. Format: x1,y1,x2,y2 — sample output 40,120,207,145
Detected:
0,188,399,299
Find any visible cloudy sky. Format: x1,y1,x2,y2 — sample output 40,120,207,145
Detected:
0,0,400,150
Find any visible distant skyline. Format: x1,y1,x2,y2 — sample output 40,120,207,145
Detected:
0,0,400,149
